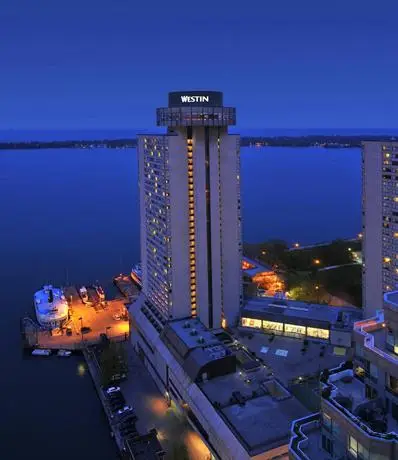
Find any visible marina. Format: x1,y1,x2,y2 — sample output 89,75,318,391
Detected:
22,283,132,352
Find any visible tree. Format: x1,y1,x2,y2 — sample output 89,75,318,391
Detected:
99,342,128,386
167,441,190,460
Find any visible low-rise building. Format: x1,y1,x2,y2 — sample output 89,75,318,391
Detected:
289,291,398,460
242,257,284,297
131,294,309,460
240,297,361,347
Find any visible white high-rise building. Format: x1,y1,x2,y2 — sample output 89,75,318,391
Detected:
138,91,242,329
362,141,398,317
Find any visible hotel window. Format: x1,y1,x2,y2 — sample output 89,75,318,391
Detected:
241,317,262,329
348,436,369,460
307,327,330,339
262,320,283,333
322,412,332,431
284,323,306,336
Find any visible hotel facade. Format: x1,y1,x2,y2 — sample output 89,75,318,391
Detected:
131,92,310,459
362,142,398,318
138,91,242,329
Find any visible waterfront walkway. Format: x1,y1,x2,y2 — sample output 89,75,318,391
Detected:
121,343,211,460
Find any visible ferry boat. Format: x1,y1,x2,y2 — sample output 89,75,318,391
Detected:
79,286,89,303
93,283,105,301
130,264,142,288
34,285,69,329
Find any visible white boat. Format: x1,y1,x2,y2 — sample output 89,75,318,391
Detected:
57,349,72,357
34,285,69,329
94,284,105,301
130,264,142,288
79,286,89,303
32,349,51,356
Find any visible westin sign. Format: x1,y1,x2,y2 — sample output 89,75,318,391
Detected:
168,91,223,107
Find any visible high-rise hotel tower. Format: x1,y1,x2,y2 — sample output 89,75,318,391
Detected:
138,91,242,329
362,142,398,317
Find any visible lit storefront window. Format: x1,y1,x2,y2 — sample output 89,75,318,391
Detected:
284,323,306,336
307,327,329,339
262,320,283,333
241,317,262,329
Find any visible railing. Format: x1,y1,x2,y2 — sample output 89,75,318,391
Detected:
321,366,398,441
354,312,398,367
289,413,320,460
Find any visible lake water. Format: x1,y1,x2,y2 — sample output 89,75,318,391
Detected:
0,146,361,459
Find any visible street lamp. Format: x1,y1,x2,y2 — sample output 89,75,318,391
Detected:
313,259,321,265
79,316,83,342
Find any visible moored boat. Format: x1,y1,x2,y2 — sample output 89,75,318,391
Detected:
130,264,142,288
93,283,105,301
57,349,72,357
79,286,89,303
32,349,51,356
34,285,69,329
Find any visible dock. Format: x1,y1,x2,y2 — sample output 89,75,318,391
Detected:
114,274,141,302
21,285,130,351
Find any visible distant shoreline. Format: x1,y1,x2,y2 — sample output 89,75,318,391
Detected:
0,134,396,150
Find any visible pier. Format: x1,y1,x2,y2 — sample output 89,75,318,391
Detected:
21,285,130,351
114,274,141,301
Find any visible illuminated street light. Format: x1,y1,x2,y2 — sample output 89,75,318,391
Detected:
261,250,266,255
358,233,363,239
313,259,321,265
294,242,300,248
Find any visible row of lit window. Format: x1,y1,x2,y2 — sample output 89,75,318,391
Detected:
188,138,197,316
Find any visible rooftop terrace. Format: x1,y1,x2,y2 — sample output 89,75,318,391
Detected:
199,363,308,454
325,367,398,439
235,330,348,386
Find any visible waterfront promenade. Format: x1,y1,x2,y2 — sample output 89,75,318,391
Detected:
120,343,211,460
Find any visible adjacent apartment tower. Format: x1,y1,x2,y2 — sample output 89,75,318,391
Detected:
362,142,398,317
138,91,242,329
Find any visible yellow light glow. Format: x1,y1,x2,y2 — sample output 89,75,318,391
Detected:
314,259,321,265
384,257,391,263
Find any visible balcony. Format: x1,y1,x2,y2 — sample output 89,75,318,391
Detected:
354,311,398,368
289,413,322,460
321,365,398,441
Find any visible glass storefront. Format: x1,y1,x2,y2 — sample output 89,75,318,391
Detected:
241,316,330,341
307,327,330,339
284,323,306,337
262,320,284,334
241,317,262,329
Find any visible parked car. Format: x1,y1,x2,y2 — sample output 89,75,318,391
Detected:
117,405,133,415
105,386,120,394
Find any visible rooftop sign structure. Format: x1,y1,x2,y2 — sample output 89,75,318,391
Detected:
168,91,223,107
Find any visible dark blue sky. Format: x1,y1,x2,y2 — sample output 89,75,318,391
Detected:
1,0,398,130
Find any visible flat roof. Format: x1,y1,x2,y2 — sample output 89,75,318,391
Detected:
234,331,347,386
198,366,308,454
166,317,221,351
242,297,361,327
242,256,273,277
